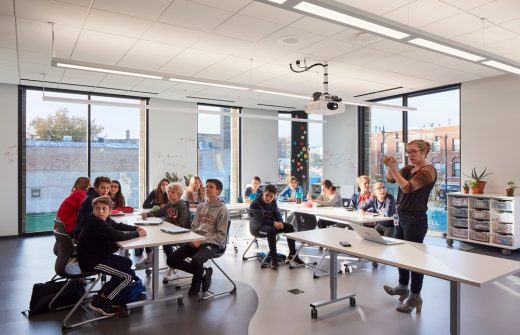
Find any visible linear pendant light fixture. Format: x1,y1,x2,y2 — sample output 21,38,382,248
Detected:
55,61,163,80
408,38,485,62
482,60,520,75
169,78,249,90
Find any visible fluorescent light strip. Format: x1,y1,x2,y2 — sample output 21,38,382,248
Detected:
408,38,485,62
482,60,520,75
254,89,309,99
56,62,163,80
169,78,249,90
41,95,326,123
370,102,416,112
294,2,409,40
266,0,287,4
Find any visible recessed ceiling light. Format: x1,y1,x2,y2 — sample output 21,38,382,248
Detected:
482,60,520,75
408,38,485,62
277,35,303,46
293,2,409,40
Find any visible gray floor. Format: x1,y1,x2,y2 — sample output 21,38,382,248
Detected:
6,218,520,334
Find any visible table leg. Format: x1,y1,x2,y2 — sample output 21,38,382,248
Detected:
152,246,159,301
450,281,460,335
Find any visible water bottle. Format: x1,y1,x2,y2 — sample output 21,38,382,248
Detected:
393,213,399,226
296,189,302,204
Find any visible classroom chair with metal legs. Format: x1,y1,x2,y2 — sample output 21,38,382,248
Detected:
242,209,270,268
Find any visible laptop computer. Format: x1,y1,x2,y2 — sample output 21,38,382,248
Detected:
160,225,191,235
351,224,403,245
134,217,163,225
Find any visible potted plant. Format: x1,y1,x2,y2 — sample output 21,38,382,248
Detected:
462,180,470,194
506,181,517,197
468,180,479,194
464,167,492,194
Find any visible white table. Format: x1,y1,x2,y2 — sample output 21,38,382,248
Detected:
115,213,205,308
285,227,520,335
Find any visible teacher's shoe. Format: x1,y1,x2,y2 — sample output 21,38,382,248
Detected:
383,285,409,302
397,294,422,313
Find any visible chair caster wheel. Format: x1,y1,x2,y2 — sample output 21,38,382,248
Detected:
372,261,379,268
446,238,454,246
313,274,319,279
145,269,152,276
311,308,318,319
178,298,184,306
234,246,238,254
350,297,356,307
119,305,130,317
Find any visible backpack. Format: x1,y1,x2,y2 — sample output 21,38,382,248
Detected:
24,279,85,317
256,251,286,262
114,278,146,305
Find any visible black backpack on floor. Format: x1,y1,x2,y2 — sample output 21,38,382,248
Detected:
23,279,85,317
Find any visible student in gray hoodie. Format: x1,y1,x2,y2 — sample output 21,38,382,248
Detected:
166,179,230,296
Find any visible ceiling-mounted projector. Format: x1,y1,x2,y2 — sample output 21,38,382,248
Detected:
290,59,345,116
305,92,345,115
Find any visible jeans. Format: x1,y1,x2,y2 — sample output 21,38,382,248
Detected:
258,223,297,258
393,211,428,294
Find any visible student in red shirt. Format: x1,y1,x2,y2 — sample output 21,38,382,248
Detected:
56,176,91,236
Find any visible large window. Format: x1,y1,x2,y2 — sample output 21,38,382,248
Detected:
308,114,323,184
22,88,146,233
363,86,460,233
197,105,234,202
278,113,291,182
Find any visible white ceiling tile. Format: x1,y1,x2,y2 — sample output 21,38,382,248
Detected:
0,32,16,49
383,0,460,28
500,18,520,34
289,16,347,37
213,14,283,42
118,40,185,71
239,1,302,25
58,0,92,6
19,50,50,65
421,12,486,38
189,0,252,12
159,0,233,32
191,34,251,55
2,75,19,84
131,79,176,93
470,0,520,24
229,63,287,84
98,74,145,90
19,61,64,81
0,46,16,61
331,28,383,46
159,49,227,76
53,24,82,59
256,26,324,52
334,0,419,16
16,19,51,54
439,0,496,11
71,30,135,64
232,42,289,65
142,23,205,47
299,38,361,60
452,25,518,48
195,56,255,80
0,59,19,75
0,0,14,15
369,39,415,54
333,47,393,66
15,0,89,28
0,14,15,34
480,36,520,57
92,0,172,20
84,9,153,38
61,68,106,86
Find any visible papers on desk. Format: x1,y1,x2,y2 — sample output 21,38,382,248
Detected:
160,226,190,234
134,217,163,225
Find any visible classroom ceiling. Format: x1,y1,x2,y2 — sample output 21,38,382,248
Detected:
1,0,520,110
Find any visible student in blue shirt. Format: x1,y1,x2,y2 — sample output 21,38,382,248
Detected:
278,176,305,202
244,176,263,203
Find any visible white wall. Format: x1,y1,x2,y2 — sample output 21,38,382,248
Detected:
322,105,358,194
240,107,279,191
461,74,520,194
148,98,197,190
0,84,18,236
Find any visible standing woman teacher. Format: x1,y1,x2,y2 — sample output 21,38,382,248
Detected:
382,139,437,313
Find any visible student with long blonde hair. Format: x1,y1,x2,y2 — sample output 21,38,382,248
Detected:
182,176,205,206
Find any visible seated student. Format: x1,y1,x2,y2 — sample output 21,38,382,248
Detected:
351,175,371,210
56,176,91,236
250,184,305,269
243,176,263,203
278,176,305,202
142,178,169,209
167,179,230,296
77,196,146,316
137,182,190,275
307,179,343,229
359,181,396,237
109,180,126,209
74,176,111,238
181,176,205,207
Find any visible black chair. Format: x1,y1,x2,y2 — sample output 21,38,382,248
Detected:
200,221,237,301
51,230,112,330
242,209,269,268
288,212,319,269
53,218,67,257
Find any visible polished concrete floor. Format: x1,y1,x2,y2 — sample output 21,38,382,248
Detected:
6,218,520,334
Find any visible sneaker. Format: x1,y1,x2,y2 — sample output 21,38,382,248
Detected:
201,267,213,292
287,254,305,265
270,258,279,269
163,268,180,282
135,257,152,269
188,280,201,296
89,295,119,316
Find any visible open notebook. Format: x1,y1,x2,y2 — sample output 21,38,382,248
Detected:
160,225,191,234
134,217,163,225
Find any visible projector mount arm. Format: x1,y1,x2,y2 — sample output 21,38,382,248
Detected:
289,59,329,100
